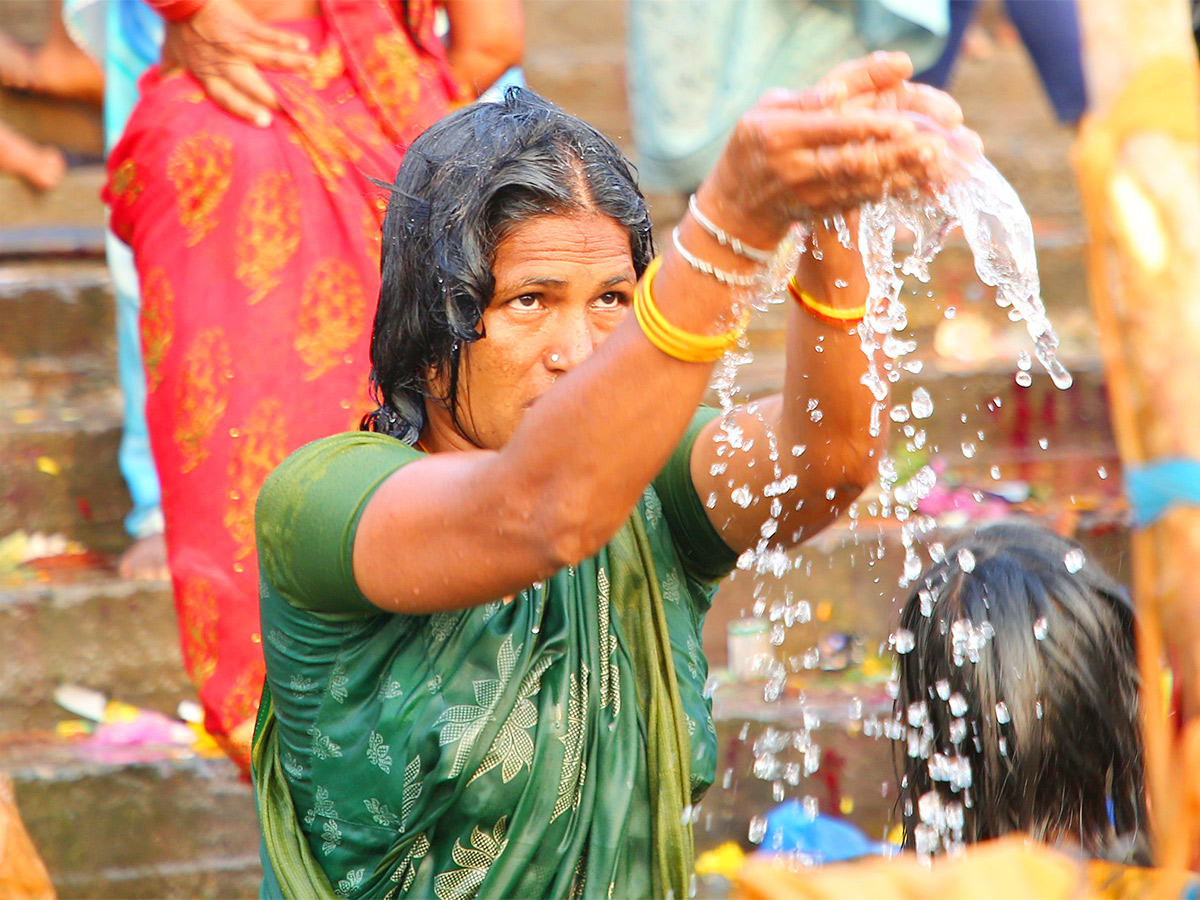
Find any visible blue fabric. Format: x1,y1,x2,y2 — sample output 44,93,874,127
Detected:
1125,459,1200,528
913,0,1087,124
63,0,164,539
108,230,163,538
759,805,893,862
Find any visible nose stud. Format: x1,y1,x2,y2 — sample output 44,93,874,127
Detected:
550,353,561,364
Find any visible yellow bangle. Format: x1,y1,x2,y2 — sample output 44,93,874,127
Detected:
787,277,866,326
634,257,748,363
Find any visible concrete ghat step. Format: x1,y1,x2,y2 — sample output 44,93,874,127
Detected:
0,398,129,552
0,166,106,256
0,258,115,363
2,739,258,900
0,570,190,732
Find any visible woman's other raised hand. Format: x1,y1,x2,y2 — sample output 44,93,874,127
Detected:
697,52,979,250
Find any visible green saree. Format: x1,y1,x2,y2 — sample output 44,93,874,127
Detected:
252,411,737,899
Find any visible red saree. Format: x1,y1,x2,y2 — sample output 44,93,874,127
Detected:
104,0,463,771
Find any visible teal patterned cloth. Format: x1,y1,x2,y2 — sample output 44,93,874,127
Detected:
252,410,738,898
627,0,949,192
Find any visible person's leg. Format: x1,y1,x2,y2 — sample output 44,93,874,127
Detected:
108,230,168,580
912,0,981,88
0,119,64,190
22,1,104,103
1003,0,1087,125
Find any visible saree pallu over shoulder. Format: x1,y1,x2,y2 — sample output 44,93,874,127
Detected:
104,6,459,770
254,490,719,900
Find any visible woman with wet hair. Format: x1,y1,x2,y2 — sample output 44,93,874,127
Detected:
254,63,971,898
893,521,1146,861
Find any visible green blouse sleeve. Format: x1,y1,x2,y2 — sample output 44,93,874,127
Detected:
653,407,739,585
255,431,421,614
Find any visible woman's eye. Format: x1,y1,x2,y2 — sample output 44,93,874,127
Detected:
594,292,627,309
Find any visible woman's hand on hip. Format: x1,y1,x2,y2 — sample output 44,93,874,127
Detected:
161,0,316,126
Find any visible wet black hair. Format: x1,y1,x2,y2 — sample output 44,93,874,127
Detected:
361,87,654,444
892,520,1146,861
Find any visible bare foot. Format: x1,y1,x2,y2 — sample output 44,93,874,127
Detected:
25,31,103,104
0,121,66,190
961,23,995,61
117,533,171,581
0,30,34,90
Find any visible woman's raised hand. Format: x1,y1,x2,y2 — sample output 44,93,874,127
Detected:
697,52,976,248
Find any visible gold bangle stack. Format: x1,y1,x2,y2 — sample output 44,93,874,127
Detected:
634,257,748,363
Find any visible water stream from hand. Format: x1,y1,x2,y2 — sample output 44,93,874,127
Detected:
716,151,1074,861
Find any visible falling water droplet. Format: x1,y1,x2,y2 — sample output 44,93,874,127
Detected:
1098,466,1108,479
956,548,976,572
748,816,768,844
893,629,915,654
995,701,1010,724
1017,350,1032,371
1038,437,1049,450
1033,617,1048,640
949,693,968,716
935,679,951,700
1063,549,1085,573
911,387,934,419
989,466,1001,480
908,701,928,727
1015,371,1033,387
961,442,976,459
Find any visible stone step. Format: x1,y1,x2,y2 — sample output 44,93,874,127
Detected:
0,166,106,255
0,570,189,733
1,738,259,899
0,258,115,362
0,395,130,552
0,90,103,159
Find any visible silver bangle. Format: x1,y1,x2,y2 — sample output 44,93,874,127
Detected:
671,228,760,288
688,194,775,264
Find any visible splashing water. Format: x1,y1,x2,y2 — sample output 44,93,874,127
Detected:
1063,548,1086,574
710,145,1077,865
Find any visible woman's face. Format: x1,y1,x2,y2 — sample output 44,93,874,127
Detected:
436,211,635,449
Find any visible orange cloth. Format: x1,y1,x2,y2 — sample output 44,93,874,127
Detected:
104,1,461,772
735,837,1200,900
0,773,54,900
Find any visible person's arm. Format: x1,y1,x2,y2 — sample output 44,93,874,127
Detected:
688,57,972,554
352,53,954,616
442,0,523,98
686,219,879,554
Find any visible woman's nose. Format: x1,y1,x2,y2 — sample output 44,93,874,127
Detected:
546,312,596,371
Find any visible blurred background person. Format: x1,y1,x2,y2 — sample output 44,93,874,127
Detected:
59,0,169,582
104,0,523,770
0,0,102,190
914,0,1088,127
